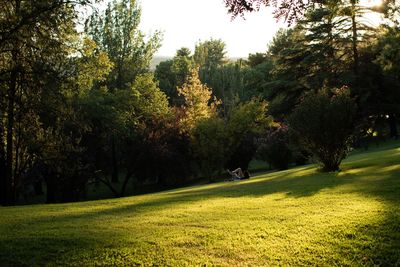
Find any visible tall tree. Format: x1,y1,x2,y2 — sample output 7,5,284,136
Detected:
0,0,94,205
85,0,162,182
85,0,162,91
155,47,196,105
194,39,227,82
194,39,235,111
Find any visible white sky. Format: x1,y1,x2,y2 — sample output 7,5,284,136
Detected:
94,0,384,58
139,0,285,58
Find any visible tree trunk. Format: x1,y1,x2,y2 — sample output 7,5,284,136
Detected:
45,174,57,204
34,180,44,195
5,63,17,206
3,0,22,206
111,135,119,183
389,114,399,139
120,171,133,197
351,0,359,76
0,123,6,205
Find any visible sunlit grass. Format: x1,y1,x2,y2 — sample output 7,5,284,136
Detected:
0,144,399,266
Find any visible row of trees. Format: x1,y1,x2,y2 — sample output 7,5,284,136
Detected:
154,0,399,171
0,0,274,205
1,0,399,205
0,0,170,205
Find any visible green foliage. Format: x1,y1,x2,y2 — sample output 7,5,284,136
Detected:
171,48,195,87
0,0,96,205
191,117,227,181
75,38,114,96
227,99,272,137
85,0,162,90
376,26,400,80
130,73,170,120
154,48,195,104
207,60,246,113
191,39,248,112
256,126,293,170
190,99,272,179
243,53,273,100
288,88,357,171
225,99,273,170
265,28,308,119
264,1,381,120
194,39,227,73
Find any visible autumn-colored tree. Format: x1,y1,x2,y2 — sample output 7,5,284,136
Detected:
178,69,221,133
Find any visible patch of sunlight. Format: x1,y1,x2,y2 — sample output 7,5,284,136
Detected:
378,164,400,173
338,166,376,176
290,167,316,177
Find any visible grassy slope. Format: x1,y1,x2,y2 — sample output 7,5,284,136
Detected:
1,146,400,266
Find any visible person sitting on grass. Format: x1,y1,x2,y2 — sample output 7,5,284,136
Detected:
227,168,250,181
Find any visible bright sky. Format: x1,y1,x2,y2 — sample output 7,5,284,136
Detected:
139,0,285,58
95,0,384,58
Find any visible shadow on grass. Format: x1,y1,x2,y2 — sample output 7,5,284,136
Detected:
15,166,352,223
0,236,95,266
9,160,400,227
1,148,399,265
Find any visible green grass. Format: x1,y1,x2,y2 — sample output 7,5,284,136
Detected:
1,144,400,266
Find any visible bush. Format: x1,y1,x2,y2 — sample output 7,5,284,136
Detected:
287,88,357,172
191,116,227,182
225,132,257,171
256,126,292,170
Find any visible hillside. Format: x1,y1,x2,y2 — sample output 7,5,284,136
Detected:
0,145,399,266
150,56,172,70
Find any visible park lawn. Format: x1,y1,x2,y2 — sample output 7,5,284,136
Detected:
0,146,400,266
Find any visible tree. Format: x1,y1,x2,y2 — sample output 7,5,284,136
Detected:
85,0,162,182
155,48,195,105
263,0,380,119
191,117,227,182
0,0,94,205
225,99,273,170
117,73,170,195
265,28,309,120
243,53,274,100
154,60,175,98
177,69,220,133
194,38,227,84
83,73,170,197
372,25,400,139
288,88,357,171
194,39,247,113
85,0,162,91
171,48,195,90
256,125,293,170
34,37,113,203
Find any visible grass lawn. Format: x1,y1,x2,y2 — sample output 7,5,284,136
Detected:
1,144,400,266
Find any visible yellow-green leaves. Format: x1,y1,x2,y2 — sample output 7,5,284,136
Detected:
177,69,221,133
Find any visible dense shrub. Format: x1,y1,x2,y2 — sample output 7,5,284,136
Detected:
225,132,257,171
256,126,292,170
191,116,227,182
287,88,357,172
